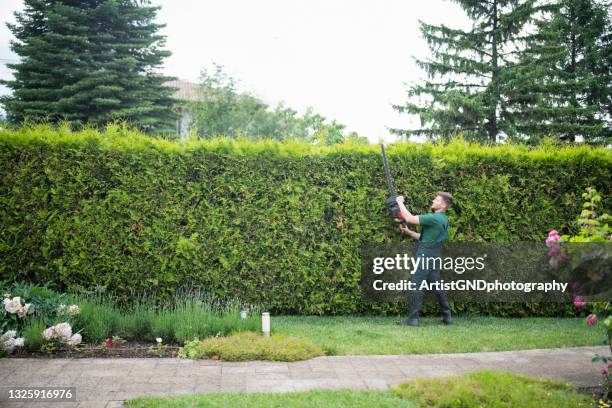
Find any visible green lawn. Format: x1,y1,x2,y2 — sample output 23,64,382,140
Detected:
272,315,607,355
125,371,595,408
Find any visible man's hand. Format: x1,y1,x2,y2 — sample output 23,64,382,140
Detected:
399,224,421,240
395,195,420,225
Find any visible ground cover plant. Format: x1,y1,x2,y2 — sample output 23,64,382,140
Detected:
178,331,325,361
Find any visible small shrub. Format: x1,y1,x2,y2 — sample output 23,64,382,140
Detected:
178,331,325,361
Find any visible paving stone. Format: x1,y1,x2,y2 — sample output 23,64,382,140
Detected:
193,382,221,393
291,379,344,391
168,384,197,394
250,372,292,381
246,379,295,392
221,366,255,375
76,401,109,408
289,369,337,380
119,382,172,393
363,378,391,390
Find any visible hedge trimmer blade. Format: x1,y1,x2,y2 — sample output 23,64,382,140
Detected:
381,144,396,197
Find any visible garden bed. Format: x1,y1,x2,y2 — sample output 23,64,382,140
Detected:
8,342,181,358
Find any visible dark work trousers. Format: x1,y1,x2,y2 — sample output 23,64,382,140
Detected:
407,244,451,321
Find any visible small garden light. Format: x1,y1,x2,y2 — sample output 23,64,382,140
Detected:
261,312,270,337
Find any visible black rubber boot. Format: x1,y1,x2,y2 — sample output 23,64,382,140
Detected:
399,291,424,326
435,290,453,325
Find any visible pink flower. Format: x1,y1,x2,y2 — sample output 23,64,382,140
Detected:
573,296,586,307
602,368,608,376
547,245,560,257
587,314,598,326
42,327,55,340
105,339,113,346
545,230,562,247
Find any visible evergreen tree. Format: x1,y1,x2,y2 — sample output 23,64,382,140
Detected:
1,0,178,135
391,0,541,143
505,0,611,144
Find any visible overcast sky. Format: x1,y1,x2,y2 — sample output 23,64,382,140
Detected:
0,0,470,143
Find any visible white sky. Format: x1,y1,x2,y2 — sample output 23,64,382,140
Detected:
0,0,470,143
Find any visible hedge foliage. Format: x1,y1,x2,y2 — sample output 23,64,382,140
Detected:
1,124,610,315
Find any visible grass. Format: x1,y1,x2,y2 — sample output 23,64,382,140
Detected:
393,370,594,407
272,315,608,355
126,389,415,408
179,331,325,361
125,370,595,407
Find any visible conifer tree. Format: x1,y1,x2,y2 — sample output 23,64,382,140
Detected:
391,0,541,143
1,0,178,135
505,0,611,144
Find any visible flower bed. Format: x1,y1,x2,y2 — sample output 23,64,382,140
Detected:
1,281,260,358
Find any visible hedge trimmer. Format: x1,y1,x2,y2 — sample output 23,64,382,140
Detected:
380,144,407,227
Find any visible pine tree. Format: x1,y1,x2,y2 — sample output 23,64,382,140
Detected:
0,0,178,135
391,0,541,143
505,0,611,144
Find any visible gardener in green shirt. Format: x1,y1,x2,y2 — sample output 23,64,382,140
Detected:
395,192,453,326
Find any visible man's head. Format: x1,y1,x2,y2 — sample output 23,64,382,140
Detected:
431,191,453,212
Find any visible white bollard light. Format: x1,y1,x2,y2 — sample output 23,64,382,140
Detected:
261,312,270,337
240,310,247,320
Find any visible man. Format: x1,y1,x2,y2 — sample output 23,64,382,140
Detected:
395,192,453,326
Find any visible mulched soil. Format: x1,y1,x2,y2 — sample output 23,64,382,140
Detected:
9,342,181,358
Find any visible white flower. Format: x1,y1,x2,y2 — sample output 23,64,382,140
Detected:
66,305,80,315
42,327,55,340
155,337,162,344
17,305,29,318
53,323,72,341
57,304,66,314
67,333,82,347
0,331,23,354
2,337,16,353
4,297,22,314
1,330,17,341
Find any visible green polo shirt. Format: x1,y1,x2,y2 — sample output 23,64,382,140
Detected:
418,211,449,243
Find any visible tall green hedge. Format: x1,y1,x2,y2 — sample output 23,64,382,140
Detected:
1,125,610,315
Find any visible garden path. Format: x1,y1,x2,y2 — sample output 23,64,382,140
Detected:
0,345,608,407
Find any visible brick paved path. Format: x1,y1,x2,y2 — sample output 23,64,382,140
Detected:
0,345,608,407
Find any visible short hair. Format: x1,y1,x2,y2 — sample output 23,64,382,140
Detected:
437,191,454,208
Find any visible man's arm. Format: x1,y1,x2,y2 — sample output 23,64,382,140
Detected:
396,196,420,225
400,224,421,240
